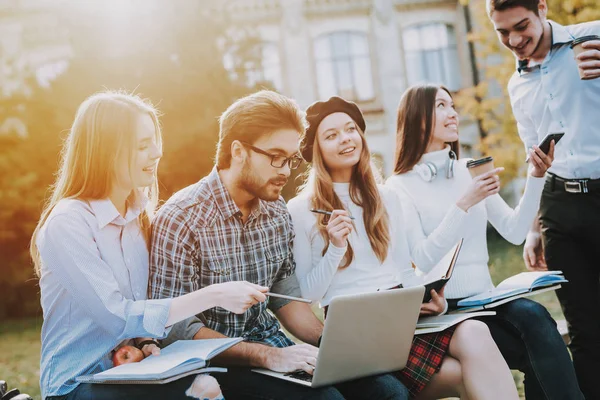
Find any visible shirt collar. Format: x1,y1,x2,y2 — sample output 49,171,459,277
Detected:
516,20,573,74
548,20,573,45
207,167,269,221
89,192,148,229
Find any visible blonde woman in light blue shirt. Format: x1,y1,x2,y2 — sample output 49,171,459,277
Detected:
30,91,268,400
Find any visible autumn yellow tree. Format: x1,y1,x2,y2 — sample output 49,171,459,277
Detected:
456,0,600,183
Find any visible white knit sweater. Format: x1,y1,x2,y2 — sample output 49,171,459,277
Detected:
287,183,415,307
385,146,545,299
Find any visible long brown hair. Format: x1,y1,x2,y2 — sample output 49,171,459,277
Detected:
299,123,390,269
393,84,460,175
30,91,162,277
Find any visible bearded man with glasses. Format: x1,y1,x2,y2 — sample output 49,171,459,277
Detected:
148,91,409,400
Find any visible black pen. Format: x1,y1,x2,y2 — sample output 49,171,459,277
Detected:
310,209,355,220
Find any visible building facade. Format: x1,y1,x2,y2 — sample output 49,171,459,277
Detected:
223,0,480,176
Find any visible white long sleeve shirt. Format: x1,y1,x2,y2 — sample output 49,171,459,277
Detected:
287,183,415,307
386,147,545,299
508,20,600,179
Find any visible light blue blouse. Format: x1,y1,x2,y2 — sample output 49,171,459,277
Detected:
37,197,172,399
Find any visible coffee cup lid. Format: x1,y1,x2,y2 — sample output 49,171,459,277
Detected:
570,35,600,48
466,156,493,168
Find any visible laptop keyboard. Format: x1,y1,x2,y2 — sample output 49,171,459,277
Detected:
284,370,313,382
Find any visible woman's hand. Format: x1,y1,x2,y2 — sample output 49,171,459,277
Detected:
456,168,504,212
420,288,447,316
326,210,353,248
140,343,161,358
211,281,268,314
134,337,161,358
528,142,554,178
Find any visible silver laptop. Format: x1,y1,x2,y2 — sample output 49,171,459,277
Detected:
253,285,425,388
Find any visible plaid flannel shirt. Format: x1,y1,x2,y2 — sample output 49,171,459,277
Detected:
149,167,296,347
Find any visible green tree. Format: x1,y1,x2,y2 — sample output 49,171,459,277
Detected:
0,0,257,317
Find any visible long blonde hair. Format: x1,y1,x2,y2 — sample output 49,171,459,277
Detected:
299,125,390,269
30,91,162,276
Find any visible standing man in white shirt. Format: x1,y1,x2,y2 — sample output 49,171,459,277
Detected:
487,1,600,398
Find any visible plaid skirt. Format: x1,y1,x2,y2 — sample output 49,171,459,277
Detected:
394,327,455,398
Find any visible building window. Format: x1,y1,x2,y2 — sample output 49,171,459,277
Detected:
314,31,375,102
402,24,461,91
223,41,283,92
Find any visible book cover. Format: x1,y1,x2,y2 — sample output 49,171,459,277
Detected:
416,239,464,302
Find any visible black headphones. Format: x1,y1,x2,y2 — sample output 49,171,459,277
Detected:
413,150,457,182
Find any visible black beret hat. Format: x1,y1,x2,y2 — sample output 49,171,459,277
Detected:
300,96,366,162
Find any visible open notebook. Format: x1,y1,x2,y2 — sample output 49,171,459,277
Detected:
77,338,242,384
455,271,567,311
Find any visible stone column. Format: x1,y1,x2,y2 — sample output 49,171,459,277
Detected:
370,0,406,176
279,0,315,108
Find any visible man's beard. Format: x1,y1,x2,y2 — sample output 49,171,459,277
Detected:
238,161,286,202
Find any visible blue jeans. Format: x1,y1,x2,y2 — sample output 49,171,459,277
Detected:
49,370,409,400
451,298,583,400
216,367,409,400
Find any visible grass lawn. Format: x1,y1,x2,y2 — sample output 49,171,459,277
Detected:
0,318,42,399
0,232,564,399
485,232,565,399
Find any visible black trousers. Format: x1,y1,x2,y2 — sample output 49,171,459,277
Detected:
539,178,600,400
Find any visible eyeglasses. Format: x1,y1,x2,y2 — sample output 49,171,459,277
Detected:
240,142,303,169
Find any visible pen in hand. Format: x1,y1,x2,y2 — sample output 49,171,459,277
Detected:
310,209,355,220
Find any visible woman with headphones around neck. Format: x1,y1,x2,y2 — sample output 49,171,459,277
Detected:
288,96,519,400
386,84,583,400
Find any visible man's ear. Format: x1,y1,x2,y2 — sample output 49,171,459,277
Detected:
538,0,548,18
230,140,246,165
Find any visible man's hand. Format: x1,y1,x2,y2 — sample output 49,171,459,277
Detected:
263,344,319,375
528,142,554,178
420,288,447,316
524,232,548,271
577,39,600,80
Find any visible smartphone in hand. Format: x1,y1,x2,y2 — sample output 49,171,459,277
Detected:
526,132,564,162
